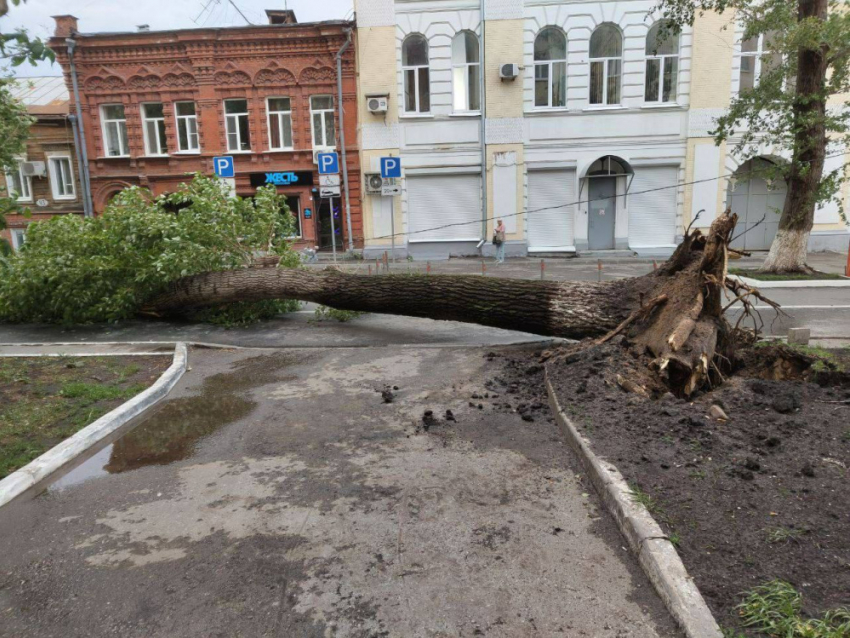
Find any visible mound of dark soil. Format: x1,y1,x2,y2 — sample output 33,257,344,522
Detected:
544,343,850,632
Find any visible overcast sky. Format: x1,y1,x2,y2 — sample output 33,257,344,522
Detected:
3,0,354,77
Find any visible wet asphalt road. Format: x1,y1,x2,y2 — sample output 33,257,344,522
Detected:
0,344,681,637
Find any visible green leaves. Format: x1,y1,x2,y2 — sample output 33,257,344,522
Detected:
0,175,300,324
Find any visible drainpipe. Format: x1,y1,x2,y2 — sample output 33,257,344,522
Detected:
66,37,94,217
479,0,487,243
336,26,355,252
67,114,87,215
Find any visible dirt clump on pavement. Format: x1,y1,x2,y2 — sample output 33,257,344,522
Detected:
541,340,850,632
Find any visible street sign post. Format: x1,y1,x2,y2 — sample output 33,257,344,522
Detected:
317,152,340,175
380,157,402,262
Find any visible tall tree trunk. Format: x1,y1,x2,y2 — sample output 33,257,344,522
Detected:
762,0,830,273
145,213,751,397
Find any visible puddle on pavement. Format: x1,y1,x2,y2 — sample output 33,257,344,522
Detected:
50,354,298,491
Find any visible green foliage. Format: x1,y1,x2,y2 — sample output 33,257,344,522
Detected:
737,581,850,637
0,175,302,324
314,305,365,322
0,1,56,67
0,76,35,240
655,0,850,221
189,299,301,328
765,526,805,544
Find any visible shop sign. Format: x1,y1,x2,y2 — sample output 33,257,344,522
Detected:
250,171,314,188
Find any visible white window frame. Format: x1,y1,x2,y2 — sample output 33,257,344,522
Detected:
224,98,251,153
402,34,431,114
309,95,335,150
10,228,26,251
452,31,481,113
589,25,624,107
100,104,130,157
644,23,680,104
47,154,75,200
533,27,568,109
174,101,200,153
267,97,294,151
4,159,32,202
141,103,168,156
737,32,780,92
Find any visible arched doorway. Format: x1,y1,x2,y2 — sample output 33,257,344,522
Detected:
583,155,633,250
728,158,787,251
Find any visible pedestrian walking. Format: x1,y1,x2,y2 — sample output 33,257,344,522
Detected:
493,219,506,264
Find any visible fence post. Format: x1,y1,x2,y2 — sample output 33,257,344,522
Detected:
540,259,545,280
597,259,603,283
482,260,487,276
426,261,431,275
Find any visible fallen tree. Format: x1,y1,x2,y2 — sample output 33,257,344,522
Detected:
146,210,779,397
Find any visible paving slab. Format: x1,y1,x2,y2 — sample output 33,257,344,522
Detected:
0,346,681,637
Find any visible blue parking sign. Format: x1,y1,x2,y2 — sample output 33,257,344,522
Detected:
380,156,401,179
317,152,339,175
213,156,234,178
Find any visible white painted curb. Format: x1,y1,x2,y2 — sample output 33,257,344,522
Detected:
730,274,850,288
0,342,189,511
545,372,723,638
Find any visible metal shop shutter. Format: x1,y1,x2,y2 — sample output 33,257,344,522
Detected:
628,166,678,248
407,174,481,242
527,169,576,250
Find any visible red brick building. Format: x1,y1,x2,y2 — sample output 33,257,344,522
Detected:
1,77,84,250
49,11,361,250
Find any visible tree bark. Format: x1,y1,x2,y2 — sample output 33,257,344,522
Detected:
761,0,830,273
146,267,647,341
145,212,756,397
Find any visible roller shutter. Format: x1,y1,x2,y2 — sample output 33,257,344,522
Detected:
628,167,678,248
527,169,576,250
407,174,481,242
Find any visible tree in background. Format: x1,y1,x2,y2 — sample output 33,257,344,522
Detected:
0,0,55,67
656,0,849,272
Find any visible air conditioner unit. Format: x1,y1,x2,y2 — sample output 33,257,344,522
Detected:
364,172,384,195
366,96,388,113
499,63,520,80
20,161,46,177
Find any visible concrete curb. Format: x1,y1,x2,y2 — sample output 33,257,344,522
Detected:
731,274,850,288
0,342,189,511
545,372,723,638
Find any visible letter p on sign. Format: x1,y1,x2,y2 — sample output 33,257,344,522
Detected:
381,156,401,179
317,152,340,175
213,156,234,178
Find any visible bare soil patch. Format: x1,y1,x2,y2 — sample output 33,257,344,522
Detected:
541,342,849,633
0,356,170,479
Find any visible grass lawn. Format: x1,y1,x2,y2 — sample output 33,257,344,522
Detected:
0,356,169,480
729,268,847,281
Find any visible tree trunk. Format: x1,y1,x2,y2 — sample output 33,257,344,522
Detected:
145,213,754,398
146,266,647,341
761,0,830,273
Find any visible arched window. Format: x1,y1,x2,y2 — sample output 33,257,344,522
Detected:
645,21,679,103
739,30,781,92
534,27,567,108
402,34,430,113
589,23,622,105
452,31,481,112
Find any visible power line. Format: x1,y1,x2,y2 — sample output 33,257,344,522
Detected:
370,150,849,242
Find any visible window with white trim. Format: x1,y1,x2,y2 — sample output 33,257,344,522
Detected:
267,97,293,150
534,27,567,108
452,31,480,112
4,161,32,202
224,99,251,152
10,228,26,251
589,24,623,106
645,22,679,103
141,103,168,156
402,34,430,113
175,102,199,152
48,155,75,199
310,96,335,149
739,31,781,92
101,104,129,157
